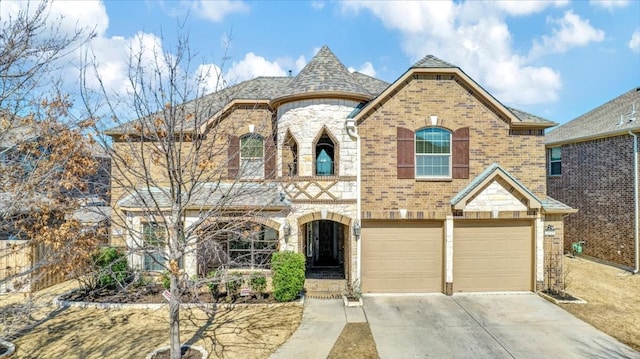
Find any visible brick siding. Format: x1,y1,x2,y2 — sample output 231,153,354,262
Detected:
359,75,546,215
547,134,636,268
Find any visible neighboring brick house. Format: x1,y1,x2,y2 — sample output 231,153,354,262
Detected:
107,46,574,294
546,87,640,272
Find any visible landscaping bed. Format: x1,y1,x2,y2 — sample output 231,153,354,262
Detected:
61,284,280,305
1,281,303,358
559,256,640,351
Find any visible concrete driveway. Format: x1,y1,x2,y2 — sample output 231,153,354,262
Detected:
364,294,640,359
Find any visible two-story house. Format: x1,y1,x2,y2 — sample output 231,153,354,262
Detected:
107,46,574,295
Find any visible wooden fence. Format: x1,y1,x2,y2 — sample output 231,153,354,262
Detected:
0,240,66,293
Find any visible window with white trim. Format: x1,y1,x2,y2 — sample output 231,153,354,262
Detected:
548,147,561,176
143,223,166,271
240,134,264,179
415,128,451,178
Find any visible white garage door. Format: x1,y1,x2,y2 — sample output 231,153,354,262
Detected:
453,220,533,292
362,221,443,293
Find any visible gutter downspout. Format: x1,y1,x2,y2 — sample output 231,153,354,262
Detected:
346,119,362,282
630,131,639,274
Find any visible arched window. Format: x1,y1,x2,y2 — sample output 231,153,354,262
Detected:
240,134,264,179
283,130,299,176
415,127,451,178
314,129,337,176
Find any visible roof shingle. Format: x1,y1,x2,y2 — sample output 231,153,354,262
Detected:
546,87,640,145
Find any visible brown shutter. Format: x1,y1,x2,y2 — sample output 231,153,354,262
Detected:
452,127,469,179
228,135,239,179
264,135,276,179
397,127,415,179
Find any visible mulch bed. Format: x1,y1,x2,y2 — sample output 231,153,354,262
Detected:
541,289,581,302
61,284,279,305
150,347,202,359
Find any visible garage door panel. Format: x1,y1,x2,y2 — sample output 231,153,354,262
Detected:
362,221,443,293
453,220,532,293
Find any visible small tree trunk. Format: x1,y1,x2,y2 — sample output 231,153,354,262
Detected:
169,273,181,359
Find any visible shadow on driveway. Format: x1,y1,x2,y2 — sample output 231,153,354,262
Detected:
364,293,640,359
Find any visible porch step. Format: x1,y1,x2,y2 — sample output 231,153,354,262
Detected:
304,279,346,299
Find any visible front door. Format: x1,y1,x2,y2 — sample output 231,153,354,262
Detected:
305,220,344,267
317,220,338,266
304,220,344,278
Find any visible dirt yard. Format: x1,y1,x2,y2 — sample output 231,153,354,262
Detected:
560,256,640,351
0,282,302,358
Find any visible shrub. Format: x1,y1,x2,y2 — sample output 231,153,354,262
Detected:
160,271,171,290
93,247,128,288
271,252,305,302
250,272,267,298
225,272,244,299
133,272,154,288
206,270,221,298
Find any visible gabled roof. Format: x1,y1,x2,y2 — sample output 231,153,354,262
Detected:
105,48,553,136
354,54,556,129
412,54,457,68
450,163,575,214
546,87,640,146
451,163,542,210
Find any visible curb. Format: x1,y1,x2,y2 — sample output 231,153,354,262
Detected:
54,293,305,310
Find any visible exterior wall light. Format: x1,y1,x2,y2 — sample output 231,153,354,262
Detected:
352,220,361,238
283,222,291,242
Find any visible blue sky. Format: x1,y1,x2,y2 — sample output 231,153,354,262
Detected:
3,0,640,124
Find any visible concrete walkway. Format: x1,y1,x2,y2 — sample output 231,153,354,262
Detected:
269,298,366,359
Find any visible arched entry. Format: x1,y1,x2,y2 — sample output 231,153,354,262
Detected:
303,220,346,279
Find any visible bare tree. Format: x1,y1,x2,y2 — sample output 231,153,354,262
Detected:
83,30,287,358
0,0,101,341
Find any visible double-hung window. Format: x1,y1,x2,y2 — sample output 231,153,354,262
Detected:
240,134,264,179
415,128,451,178
143,223,166,271
548,147,561,176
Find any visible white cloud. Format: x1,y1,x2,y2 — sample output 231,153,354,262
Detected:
630,29,640,52
339,1,605,106
50,0,109,36
492,0,568,16
348,62,377,77
193,0,250,22
84,32,170,97
1,0,108,37
195,63,225,93
295,55,307,73
342,1,455,35
311,1,325,10
529,11,605,59
590,0,630,10
224,52,287,84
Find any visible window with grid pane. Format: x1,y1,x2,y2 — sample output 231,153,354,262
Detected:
226,225,277,269
548,147,561,176
143,223,166,271
240,134,264,179
415,128,451,178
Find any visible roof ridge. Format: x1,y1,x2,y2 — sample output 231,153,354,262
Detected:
412,54,457,68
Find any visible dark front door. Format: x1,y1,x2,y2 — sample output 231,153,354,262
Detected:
317,220,337,266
